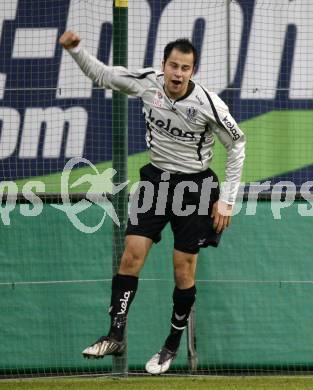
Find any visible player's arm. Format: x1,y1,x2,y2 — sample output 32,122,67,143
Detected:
59,31,148,97
209,95,246,233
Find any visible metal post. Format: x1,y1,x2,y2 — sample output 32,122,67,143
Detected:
187,304,198,372
112,0,128,376
226,0,231,87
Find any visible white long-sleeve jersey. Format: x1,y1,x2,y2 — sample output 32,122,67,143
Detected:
69,46,245,204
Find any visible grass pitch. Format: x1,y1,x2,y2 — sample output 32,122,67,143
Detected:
1,377,313,390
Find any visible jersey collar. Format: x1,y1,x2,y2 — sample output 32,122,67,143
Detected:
162,79,195,103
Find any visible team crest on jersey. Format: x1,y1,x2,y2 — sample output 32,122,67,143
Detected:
153,90,164,108
186,106,198,123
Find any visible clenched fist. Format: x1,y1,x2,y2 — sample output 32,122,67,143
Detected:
59,31,81,50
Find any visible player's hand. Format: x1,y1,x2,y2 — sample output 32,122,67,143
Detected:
211,200,233,234
59,31,81,50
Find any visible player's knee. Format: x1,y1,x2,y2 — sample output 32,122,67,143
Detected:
174,266,194,288
175,272,194,288
119,248,144,276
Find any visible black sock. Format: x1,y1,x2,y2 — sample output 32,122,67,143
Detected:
164,285,196,352
108,273,138,341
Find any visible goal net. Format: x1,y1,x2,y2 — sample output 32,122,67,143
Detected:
0,0,313,377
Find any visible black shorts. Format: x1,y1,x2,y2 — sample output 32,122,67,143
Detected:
126,163,222,254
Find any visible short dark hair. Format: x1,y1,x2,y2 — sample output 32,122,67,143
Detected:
163,39,197,67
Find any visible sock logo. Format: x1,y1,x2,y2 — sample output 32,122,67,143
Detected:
117,291,131,315
174,313,186,321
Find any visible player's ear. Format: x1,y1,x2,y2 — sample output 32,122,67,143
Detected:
191,66,195,77
189,67,194,80
161,60,165,72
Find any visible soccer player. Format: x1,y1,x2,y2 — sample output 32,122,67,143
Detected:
59,31,245,374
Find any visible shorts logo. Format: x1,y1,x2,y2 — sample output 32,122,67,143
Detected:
153,90,164,108
198,238,207,246
186,106,198,123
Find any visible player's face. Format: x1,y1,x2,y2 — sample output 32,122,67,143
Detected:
162,49,195,100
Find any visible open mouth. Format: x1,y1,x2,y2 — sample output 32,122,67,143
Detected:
172,80,181,86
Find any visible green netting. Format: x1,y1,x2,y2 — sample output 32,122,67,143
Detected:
1,202,312,374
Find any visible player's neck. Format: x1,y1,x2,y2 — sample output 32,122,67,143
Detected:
163,87,186,101
163,81,193,102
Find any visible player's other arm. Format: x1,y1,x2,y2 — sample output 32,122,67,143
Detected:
209,95,246,233
59,31,147,96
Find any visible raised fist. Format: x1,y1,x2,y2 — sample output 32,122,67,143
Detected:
59,31,81,50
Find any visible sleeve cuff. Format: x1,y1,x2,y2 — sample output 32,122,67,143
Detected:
219,182,240,205
219,194,235,206
68,44,82,54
